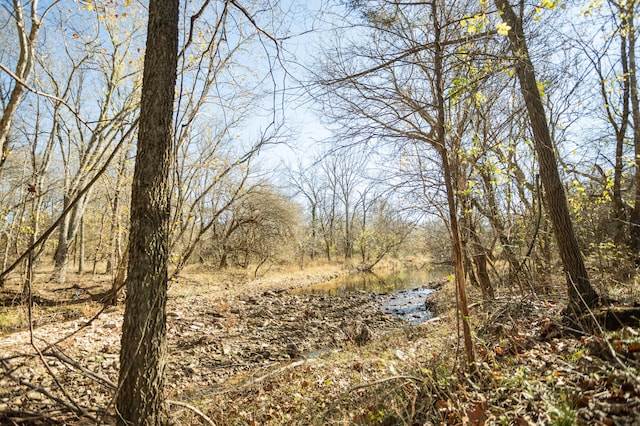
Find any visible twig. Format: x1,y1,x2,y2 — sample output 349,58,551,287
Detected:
25,273,91,419
0,61,91,130
30,342,89,417
167,399,217,426
43,350,117,390
0,359,99,423
228,0,277,43
568,277,637,382
250,359,308,384
46,302,111,350
320,375,423,424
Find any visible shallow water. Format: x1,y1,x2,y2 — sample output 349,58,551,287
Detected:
293,267,451,324
291,267,450,296
379,287,436,325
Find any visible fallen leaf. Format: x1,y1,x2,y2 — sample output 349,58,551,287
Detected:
466,400,486,425
436,399,448,410
628,343,640,352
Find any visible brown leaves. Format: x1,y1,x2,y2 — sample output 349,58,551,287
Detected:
465,398,487,425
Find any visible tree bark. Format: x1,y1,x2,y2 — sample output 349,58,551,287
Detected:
0,0,41,175
431,1,475,370
116,0,178,423
494,0,599,311
53,193,90,283
626,1,640,258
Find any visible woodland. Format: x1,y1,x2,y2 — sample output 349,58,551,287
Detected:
1,0,640,424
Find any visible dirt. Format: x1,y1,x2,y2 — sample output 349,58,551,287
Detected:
0,266,410,423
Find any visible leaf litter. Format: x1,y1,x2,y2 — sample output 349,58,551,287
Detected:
0,270,639,424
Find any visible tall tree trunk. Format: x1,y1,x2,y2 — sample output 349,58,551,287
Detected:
0,0,41,175
106,138,132,274
77,216,85,273
610,3,630,246
53,194,89,283
626,1,640,258
495,0,599,312
116,0,178,422
469,223,494,300
431,0,475,370
53,202,71,283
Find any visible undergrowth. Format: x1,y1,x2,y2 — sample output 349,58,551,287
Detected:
195,280,640,425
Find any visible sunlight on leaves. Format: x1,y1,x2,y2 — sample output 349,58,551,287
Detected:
496,22,511,36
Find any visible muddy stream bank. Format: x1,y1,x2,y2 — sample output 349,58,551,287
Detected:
0,267,449,418
292,267,450,325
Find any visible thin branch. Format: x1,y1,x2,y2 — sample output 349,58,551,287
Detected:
43,350,117,390
321,31,497,85
167,399,217,426
0,359,100,423
321,375,424,423
0,119,139,283
0,61,92,130
228,0,277,43
179,0,213,58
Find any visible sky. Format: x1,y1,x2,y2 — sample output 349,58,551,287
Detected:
247,0,346,171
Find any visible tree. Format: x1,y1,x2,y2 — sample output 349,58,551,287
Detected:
116,0,178,423
211,185,301,275
494,0,600,312
355,197,414,271
320,151,367,261
316,0,477,368
0,0,54,175
288,160,324,262
50,7,142,283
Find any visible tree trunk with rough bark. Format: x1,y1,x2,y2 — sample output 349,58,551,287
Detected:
116,0,178,422
494,0,599,312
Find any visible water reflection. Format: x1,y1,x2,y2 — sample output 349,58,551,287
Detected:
292,266,451,325
292,267,450,296
381,288,435,325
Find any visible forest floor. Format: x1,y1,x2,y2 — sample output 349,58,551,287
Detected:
0,264,639,424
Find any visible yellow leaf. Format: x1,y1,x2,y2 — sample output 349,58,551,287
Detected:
496,22,511,36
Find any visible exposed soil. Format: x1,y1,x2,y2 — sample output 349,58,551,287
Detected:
0,266,407,423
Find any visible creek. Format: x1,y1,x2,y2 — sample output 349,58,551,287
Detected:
292,266,451,325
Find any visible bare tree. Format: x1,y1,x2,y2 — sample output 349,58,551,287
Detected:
356,197,414,271
50,15,142,283
210,184,301,275
0,0,57,175
315,0,478,368
288,160,324,262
